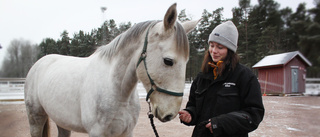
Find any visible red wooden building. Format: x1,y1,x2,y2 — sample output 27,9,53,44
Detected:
252,51,312,95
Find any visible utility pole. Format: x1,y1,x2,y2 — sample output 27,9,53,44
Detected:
100,7,107,45
101,7,107,23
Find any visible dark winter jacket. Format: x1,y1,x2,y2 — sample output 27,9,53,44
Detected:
183,63,265,137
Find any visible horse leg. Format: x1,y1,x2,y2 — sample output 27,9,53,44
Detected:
57,125,71,137
25,102,49,137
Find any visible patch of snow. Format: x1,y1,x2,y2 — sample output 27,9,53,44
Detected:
0,93,24,100
286,127,302,132
0,101,25,105
305,83,320,96
289,103,320,109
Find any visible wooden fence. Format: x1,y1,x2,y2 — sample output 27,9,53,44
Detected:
305,78,320,96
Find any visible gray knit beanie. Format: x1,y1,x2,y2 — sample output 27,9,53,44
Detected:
208,21,238,52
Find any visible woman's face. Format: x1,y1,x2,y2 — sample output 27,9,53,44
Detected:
209,41,228,63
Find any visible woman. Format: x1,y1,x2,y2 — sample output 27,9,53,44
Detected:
179,21,264,137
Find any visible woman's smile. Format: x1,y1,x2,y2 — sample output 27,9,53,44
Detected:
209,42,228,63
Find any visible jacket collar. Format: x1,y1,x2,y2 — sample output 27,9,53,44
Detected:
198,63,233,82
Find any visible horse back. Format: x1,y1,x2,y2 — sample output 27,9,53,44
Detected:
25,54,66,95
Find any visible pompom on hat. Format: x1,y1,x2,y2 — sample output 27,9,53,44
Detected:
208,21,239,52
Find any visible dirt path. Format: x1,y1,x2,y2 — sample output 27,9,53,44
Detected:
0,96,319,137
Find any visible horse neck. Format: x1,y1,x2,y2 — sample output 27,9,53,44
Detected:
117,50,140,99
101,42,142,101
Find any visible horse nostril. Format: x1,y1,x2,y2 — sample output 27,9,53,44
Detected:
164,114,173,122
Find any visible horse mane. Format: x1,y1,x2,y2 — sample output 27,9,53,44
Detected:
96,20,189,60
175,21,190,59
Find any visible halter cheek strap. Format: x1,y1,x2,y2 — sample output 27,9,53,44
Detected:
136,22,184,101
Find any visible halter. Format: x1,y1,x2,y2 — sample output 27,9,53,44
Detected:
136,22,184,137
136,23,184,102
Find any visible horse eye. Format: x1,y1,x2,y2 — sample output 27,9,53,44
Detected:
163,58,174,66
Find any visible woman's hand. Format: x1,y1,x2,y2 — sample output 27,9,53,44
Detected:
178,110,192,123
205,119,213,133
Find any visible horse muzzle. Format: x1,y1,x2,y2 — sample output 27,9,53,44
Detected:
154,107,176,122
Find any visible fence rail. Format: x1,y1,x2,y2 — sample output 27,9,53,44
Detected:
306,78,320,83
0,78,25,101
0,78,25,93
305,78,320,95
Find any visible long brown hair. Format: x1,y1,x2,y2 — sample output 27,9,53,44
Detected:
201,49,240,75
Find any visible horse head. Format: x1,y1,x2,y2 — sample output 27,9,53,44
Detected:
136,3,199,122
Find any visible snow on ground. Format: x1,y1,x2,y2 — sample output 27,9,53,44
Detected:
0,92,24,101
0,83,192,103
1,82,319,103
305,83,320,96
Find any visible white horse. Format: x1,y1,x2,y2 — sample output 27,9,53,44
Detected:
24,3,198,137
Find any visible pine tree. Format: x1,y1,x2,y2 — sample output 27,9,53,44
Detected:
245,0,284,67
38,38,58,58
297,2,320,77
57,30,70,55
232,0,251,66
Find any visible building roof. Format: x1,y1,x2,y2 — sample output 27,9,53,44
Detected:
252,51,312,68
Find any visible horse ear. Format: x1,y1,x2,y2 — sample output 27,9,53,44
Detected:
182,19,201,34
163,3,177,31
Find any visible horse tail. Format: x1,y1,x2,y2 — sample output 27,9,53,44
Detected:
43,118,50,137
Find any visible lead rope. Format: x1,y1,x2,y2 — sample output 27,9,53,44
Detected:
147,100,160,137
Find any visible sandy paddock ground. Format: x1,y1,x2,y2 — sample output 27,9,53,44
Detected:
0,96,320,137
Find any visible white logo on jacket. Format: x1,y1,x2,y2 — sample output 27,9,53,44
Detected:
223,82,236,87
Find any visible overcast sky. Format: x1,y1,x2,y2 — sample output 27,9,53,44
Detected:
0,0,316,67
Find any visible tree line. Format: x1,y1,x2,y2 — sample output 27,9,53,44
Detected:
1,0,320,79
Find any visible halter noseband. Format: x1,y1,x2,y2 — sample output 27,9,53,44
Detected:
136,23,184,102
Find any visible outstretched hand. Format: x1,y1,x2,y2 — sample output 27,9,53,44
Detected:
178,110,192,123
